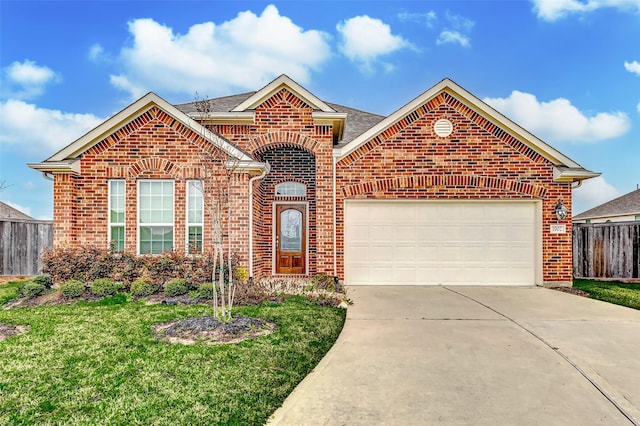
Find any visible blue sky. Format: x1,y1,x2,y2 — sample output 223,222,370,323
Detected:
1,0,639,220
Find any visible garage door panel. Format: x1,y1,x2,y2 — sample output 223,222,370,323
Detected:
345,201,538,286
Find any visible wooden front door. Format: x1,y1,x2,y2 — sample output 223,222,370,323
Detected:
275,204,306,274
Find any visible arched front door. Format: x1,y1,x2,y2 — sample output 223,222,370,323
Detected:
275,204,306,274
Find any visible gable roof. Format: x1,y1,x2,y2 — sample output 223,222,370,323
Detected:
0,201,34,220
334,78,599,182
28,93,265,174
573,189,640,220
176,95,384,145
176,75,349,143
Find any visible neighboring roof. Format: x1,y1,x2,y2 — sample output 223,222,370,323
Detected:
28,92,267,175
333,78,599,182
0,201,33,220
573,189,640,220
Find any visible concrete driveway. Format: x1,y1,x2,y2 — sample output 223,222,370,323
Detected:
269,286,640,425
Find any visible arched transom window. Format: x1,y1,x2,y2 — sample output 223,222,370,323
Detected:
275,182,306,197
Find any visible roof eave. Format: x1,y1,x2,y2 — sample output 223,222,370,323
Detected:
227,160,271,175
27,159,80,174
553,167,601,182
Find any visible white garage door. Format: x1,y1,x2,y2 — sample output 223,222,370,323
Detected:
345,201,539,286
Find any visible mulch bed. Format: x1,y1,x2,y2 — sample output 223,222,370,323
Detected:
551,287,590,297
152,315,277,345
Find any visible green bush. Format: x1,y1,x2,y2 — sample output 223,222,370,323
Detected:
19,281,47,299
61,279,85,298
310,274,336,291
31,274,54,289
130,278,159,297
164,278,189,297
198,282,215,299
90,278,123,297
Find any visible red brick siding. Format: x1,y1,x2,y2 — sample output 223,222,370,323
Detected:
54,106,249,264
208,89,335,279
336,93,573,286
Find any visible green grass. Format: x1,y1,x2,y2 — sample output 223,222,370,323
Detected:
0,297,346,425
0,279,26,305
573,279,640,310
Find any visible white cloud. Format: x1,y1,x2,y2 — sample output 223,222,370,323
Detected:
337,15,411,72
397,10,438,28
0,99,103,153
1,59,61,100
532,0,640,21
625,60,640,76
109,5,331,100
637,101,640,114
484,91,630,142
436,13,474,48
572,176,620,214
437,30,471,47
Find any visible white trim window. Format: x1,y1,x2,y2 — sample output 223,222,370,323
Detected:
275,181,306,197
108,180,125,252
186,180,204,254
138,180,174,255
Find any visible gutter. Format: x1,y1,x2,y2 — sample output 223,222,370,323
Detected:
333,155,337,277
248,163,270,279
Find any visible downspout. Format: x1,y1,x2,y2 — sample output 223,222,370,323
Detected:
333,155,337,277
42,172,54,181
248,167,268,279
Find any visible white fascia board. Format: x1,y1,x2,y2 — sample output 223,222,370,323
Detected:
227,160,271,175
27,159,80,174
553,166,601,182
46,92,253,163
335,78,583,169
232,74,336,113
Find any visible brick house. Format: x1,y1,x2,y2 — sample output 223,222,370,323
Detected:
28,75,598,287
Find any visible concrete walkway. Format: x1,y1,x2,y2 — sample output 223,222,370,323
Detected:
269,286,640,425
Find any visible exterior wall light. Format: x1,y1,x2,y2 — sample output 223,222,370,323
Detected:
554,199,568,221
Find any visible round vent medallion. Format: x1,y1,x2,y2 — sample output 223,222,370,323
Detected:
434,118,453,137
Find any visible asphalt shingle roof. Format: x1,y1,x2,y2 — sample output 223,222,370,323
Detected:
175,94,385,145
0,201,34,220
573,188,640,220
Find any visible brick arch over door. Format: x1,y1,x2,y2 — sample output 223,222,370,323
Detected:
342,174,547,198
248,132,320,156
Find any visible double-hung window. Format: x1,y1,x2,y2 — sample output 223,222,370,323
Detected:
108,180,125,252
138,180,174,255
186,180,204,254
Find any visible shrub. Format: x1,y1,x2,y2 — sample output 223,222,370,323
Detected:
61,279,85,298
19,281,47,299
164,278,189,297
90,278,123,297
130,278,159,297
197,282,215,299
310,274,337,292
31,274,54,289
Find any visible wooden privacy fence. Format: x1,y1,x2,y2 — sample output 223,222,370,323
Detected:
0,219,53,276
573,222,640,279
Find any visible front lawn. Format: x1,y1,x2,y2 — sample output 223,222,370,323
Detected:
573,279,640,310
0,279,22,305
0,297,345,425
